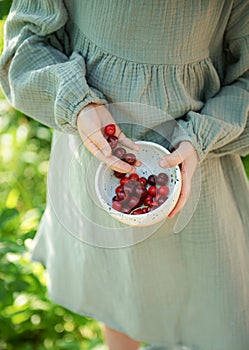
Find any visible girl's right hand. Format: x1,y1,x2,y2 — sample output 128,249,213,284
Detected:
76,103,140,173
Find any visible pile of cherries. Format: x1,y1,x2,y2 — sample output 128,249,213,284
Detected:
104,124,170,215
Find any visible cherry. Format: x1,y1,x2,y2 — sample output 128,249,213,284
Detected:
131,208,143,215
112,201,122,212
122,153,136,165
148,174,157,185
142,207,148,214
135,185,147,199
115,185,126,200
124,180,136,195
158,195,168,206
112,195,119,202
114,171,126,178
104,124,116,136
157,172,169,186
120,176,129,186
107,135,118,149
121,206,131,214
127,196,140,209
143,194,153,207
129,173,139,181
158,185,169,196
113,147,126,159
139,177,147,187
147,185,157,197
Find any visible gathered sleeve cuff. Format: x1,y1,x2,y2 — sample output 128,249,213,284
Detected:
0,0,108,134
172,1,249,161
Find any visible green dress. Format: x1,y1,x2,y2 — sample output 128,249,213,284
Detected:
1,1,249,349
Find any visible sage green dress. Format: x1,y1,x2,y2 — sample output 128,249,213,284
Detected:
1,1,249,349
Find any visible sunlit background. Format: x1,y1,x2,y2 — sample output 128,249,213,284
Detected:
0,1,248,349
0,2,107,349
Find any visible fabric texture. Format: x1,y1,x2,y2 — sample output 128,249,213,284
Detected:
0,1,249,349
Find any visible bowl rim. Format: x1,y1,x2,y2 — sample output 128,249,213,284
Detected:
95,140,182,221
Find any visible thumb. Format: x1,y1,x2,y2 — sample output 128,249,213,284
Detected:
159,142,191,168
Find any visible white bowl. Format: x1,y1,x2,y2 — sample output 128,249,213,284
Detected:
95,141,182,226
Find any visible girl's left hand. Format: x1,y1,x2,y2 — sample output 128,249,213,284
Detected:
159,141,199,218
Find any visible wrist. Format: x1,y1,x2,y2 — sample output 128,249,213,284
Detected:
76,102,104,126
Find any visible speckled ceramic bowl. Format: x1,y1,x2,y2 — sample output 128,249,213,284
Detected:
95,141,182,226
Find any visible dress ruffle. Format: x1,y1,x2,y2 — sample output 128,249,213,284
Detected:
69,22,221,123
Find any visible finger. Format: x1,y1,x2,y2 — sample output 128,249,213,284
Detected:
159,142,192,168
83,136,134,173
168,162,190,218
78,121,112,158
116,129,140,151
159,149,183,168
88,129,112,157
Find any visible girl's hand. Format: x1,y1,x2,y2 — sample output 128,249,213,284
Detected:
159,141,198,218
76,103,140,173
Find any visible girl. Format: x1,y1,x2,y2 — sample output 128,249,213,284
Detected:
0,1,249,349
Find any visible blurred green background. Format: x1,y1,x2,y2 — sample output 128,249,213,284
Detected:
0,1,106,349
0,1,249,350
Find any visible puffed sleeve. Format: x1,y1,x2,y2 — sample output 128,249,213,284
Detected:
172,0,249,161
0,0,108,134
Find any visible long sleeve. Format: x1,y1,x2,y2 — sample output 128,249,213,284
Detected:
172,0,249,161
0,0,108,133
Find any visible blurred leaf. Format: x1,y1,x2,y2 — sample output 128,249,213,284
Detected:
0,278,8,302
242,155,249,178
8,280,30,293
0,208,19,230
5,189,19,208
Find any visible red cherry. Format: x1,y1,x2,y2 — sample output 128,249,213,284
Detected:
132,209,143,215
136,199,144,208
158,195,168,206
122,153,136,165
147,185,157,197
157,172,169,186
129,173,139,181
107,135,118,149
124,180,137,195
104,124,116,136
115,185,126,200
120,177,129,186
143,194,153,207
158,186,169,196
114,171,126,178
113,147,126,159
127,196,140,209
147,174,157,185
135,185,147,199
142,207,149,214
139,177,147,187
112,195,119,202
121,206,131,214
112,201,122,212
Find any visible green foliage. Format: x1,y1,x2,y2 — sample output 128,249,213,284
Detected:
0,0,12,20
0,96,106,350
0,14,105,344
0,19,5,56
242,155,249,178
